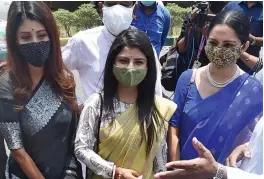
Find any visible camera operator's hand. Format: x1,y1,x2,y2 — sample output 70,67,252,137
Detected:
249,33,263,46
195,24,209,37
201,24,209,37
190,7,199,23
249,34,255,42
189,7,209,37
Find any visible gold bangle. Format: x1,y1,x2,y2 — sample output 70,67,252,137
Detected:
118,167,122,179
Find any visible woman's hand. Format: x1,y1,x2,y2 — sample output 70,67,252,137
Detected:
225,143,251,167
11,149,45,179
154,137,219,179
201,24,209,37
190,8,199,22
120,168,139,179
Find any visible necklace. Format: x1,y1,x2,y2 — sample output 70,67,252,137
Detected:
206,64,240,88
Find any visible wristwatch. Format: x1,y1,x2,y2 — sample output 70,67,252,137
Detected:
251,36,256,45
213,163,225,179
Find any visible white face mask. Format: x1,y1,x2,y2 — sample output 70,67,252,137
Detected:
102,5,133,36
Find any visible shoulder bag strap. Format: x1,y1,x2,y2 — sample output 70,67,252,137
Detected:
183,69,198,107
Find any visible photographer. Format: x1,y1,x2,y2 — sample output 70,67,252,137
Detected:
176,1,226,69
160,1,225,92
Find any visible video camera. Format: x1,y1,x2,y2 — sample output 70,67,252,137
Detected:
193,1,216,27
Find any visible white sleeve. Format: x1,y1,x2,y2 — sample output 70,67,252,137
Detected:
153,133,167,173
62,35,83,71
153,47,163,96
74,93,114,178
226,166,263,179
157,0,164,7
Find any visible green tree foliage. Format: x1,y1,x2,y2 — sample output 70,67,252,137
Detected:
53,9,76,37
165,3,191,36
53,3,191,38
73,4,102,31
53,4,101,38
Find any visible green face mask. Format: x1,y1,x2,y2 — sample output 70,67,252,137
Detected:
113,65,148,87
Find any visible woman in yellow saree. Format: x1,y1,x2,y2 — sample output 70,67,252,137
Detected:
74,29,177,179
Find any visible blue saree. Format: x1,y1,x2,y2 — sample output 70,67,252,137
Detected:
169,69,263,164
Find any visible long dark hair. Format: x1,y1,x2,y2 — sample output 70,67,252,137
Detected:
5,1,76,107
103,29,164,155
208,10,250,44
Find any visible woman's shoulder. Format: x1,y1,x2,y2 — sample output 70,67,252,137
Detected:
179,69,193,82
247,75,263,86
155,95,177,120
235,75,263,107
83,92,102,108
239,73,263,90
156,95,177,107
243,75,263,95
155,95,176,105
0,71,14,100
176,69,193,89
184,68,194,74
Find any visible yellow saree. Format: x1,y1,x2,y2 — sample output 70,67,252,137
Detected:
93,95,177,179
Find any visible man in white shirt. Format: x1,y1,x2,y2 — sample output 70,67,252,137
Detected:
227,116,263,177
62,1,162,103
154,116,263,179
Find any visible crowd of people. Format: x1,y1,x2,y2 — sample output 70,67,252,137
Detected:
0,1,263,179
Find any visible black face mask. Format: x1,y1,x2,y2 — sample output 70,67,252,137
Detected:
19,41,51,67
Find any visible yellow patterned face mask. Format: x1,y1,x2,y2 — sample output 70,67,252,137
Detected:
205,43,242,68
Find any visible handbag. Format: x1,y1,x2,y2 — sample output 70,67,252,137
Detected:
161,24,198,92
161,44,188,92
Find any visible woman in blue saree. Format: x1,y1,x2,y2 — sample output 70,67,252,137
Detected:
0,2,82,179
168,10,263,164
